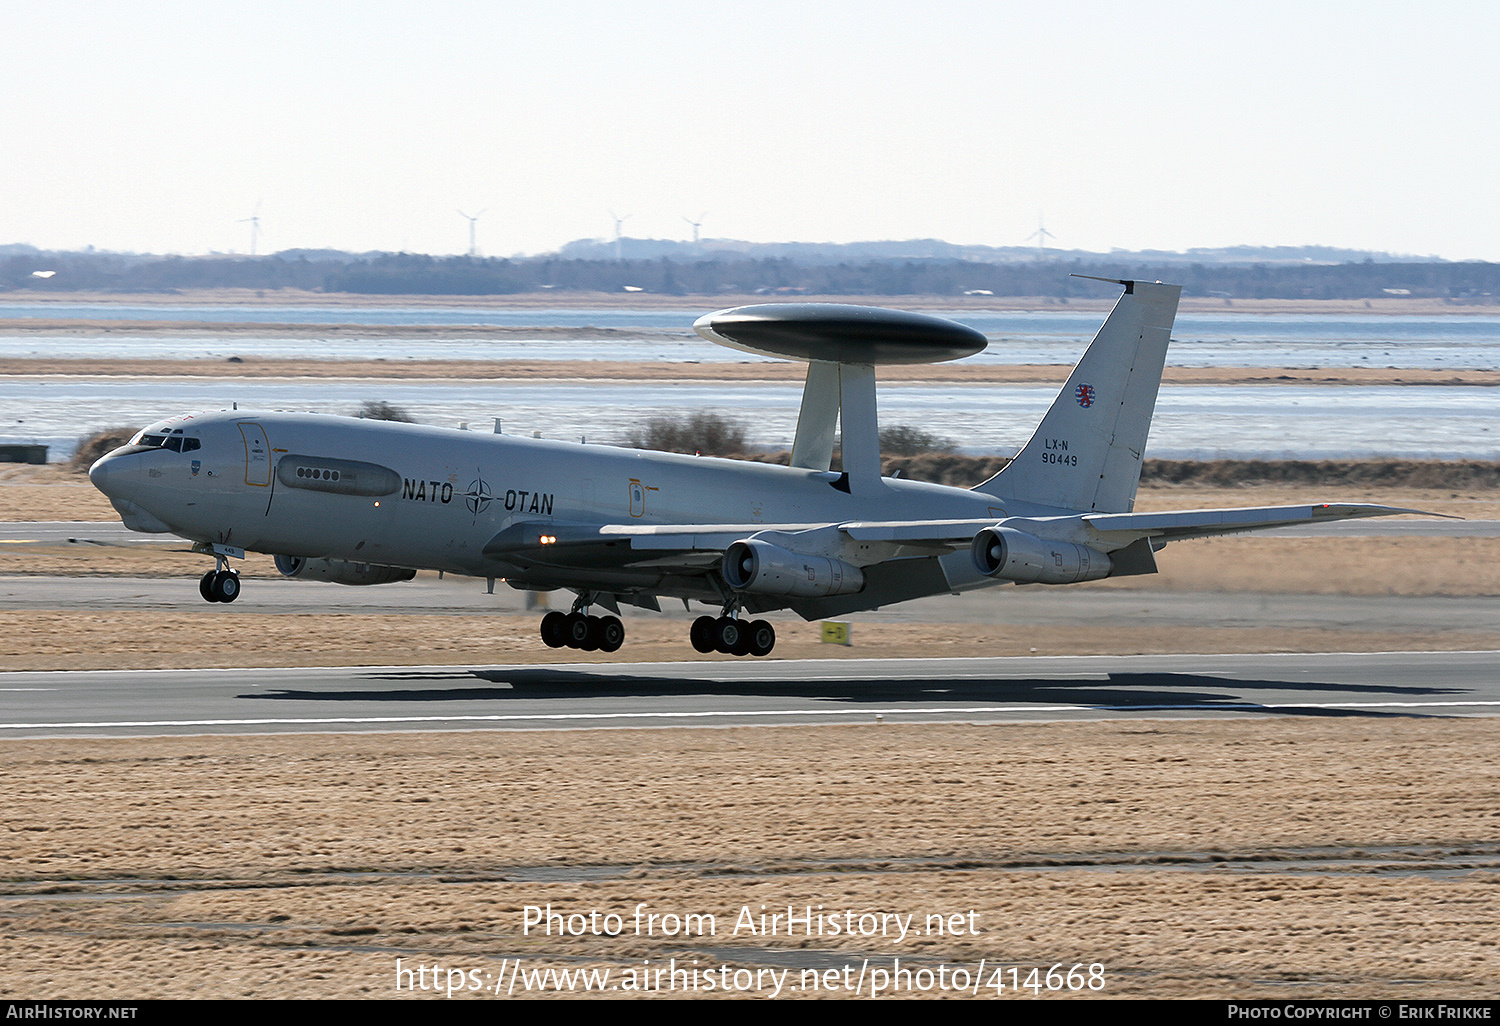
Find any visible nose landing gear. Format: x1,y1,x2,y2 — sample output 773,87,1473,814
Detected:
199,569,241,603
540,594,624,653
192,543,243,603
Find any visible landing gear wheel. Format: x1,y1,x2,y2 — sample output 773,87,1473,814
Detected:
564,612,591,649
730,619,754,657
540,611,569,648
199,570,220,603
211,570,240,603
579,615,601,652
748,620,776,657
714,616,743,655
690,615,717,654
598,615,625,653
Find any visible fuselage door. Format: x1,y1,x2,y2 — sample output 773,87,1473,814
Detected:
238,422,271,486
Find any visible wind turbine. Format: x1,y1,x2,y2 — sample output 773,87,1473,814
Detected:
1026,213,1055,259
458,209,487,257
239,202,262,257
682,211,707,247
609,210,631,261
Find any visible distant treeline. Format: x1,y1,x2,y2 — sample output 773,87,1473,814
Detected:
5,250,1500,300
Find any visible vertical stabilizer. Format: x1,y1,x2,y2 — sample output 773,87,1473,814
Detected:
973,278,1181,512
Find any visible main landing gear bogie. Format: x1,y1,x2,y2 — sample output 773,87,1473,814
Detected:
536,602,774,658
540,609,625,653
198,569,241,603
691,614,775,658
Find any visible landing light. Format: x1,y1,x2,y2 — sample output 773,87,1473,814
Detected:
539,535,557,545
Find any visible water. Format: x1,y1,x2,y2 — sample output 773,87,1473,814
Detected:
0,303,695,330
2,303,1496,461
1,304,1497,370
6,377,1495,463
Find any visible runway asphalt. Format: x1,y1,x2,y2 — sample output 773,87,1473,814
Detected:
1,651,1496,739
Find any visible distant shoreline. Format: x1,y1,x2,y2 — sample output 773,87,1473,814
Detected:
0,356,1495,388
2,288,1498,316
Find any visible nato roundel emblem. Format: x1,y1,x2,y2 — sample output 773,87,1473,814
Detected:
1075,384,1096,408
465,478,493,514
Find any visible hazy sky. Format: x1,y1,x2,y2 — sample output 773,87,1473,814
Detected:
3,0,1497,259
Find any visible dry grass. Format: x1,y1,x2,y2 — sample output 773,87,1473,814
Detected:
0,719,1496,999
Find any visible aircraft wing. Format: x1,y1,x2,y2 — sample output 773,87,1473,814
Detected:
485,503,1440,566
483,502,1440,619
1076,502,1446,543
609,518,1001,550
486,519,991,562
487,521,830,554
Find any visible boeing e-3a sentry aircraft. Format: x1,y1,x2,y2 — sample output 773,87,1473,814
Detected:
88,277,1425,657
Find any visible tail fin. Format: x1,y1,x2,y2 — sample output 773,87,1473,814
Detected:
973,278,1181,513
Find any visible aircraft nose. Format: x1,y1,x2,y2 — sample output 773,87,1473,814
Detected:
88,453,118,496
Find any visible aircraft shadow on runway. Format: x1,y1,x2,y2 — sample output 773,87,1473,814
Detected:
237,668,1468,718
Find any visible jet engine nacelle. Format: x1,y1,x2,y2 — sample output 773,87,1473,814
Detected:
273,554,417,586
970,527,1113,585
722,539,865,598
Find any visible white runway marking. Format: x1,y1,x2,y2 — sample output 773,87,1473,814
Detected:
5,699,1499,732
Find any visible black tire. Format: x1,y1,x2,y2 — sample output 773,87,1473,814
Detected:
540,611,569,648
748,619,776,657
730,619,754,656
199,570,219,603
714,616,741,655
690,615,717,654
579,615,601,652
565,612,591,649
213,571,240,603
598,615,625,653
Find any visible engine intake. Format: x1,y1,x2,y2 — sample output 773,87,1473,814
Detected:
273,554,416,586
970,527,1112,585
722,539,864,598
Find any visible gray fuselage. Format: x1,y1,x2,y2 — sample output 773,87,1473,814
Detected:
89,409,1039,605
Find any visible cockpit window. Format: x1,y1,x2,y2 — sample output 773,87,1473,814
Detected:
129,429,201,453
